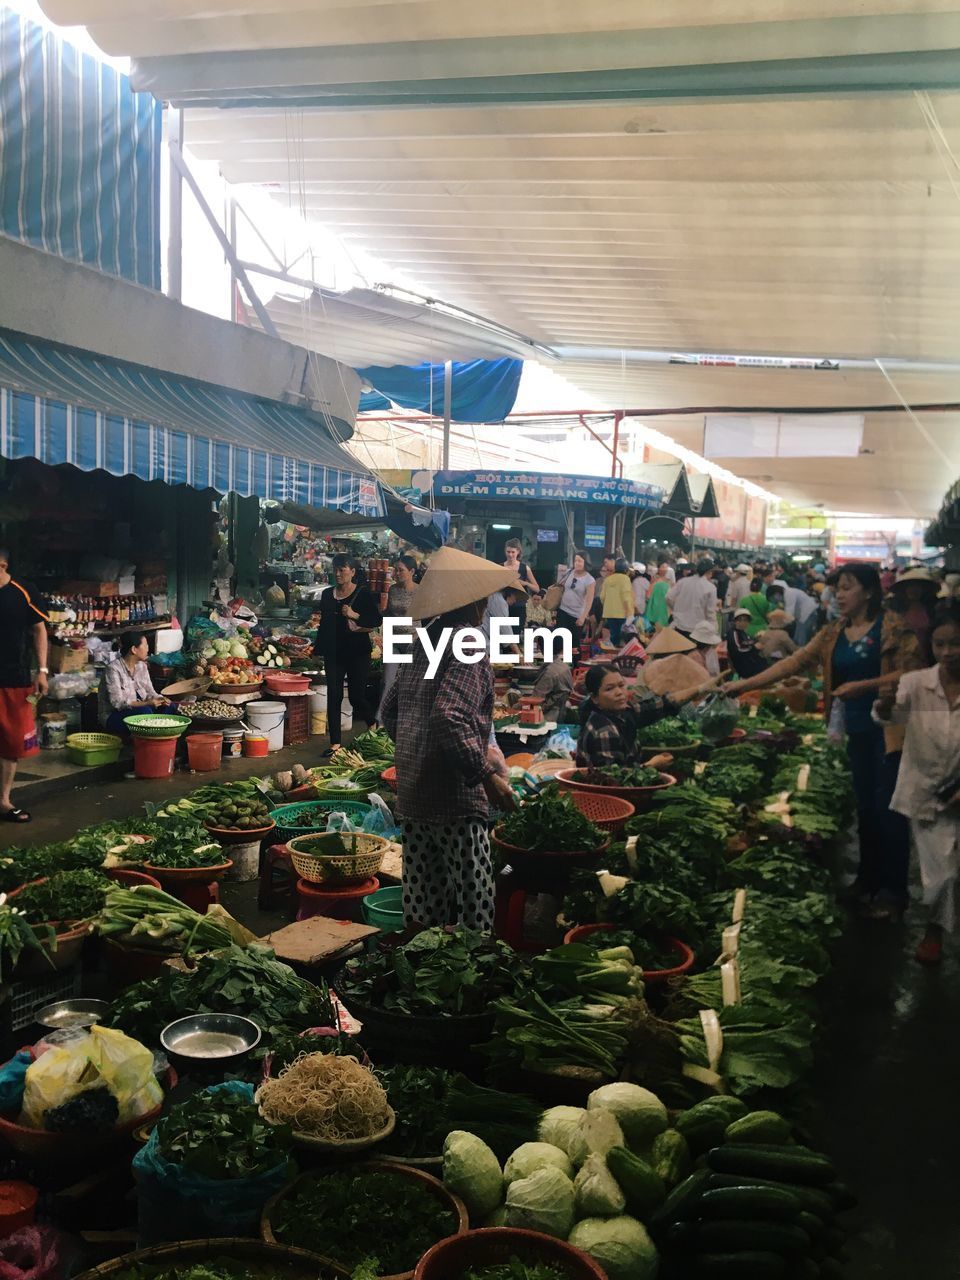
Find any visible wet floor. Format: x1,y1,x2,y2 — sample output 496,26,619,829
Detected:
3,761,956,1279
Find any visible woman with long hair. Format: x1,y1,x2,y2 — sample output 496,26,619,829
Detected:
555,551,595,657
727,563,923,917
98,632,171,735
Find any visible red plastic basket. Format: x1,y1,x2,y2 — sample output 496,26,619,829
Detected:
563,789,635,832
416,1229,608,1280
555,768,677,811
563,922,695,984
279,692,310,746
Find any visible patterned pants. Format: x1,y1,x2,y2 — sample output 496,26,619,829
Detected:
401,818,496,931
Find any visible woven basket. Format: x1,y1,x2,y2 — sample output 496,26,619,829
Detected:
271,799,373,846
74,1238,347,1280
287,832,387,885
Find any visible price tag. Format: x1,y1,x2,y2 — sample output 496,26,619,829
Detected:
624,835,638,875
796,764,811,792
721,957,741,1006
749,702,759,719
694,761,708,776
732,889,746,923
722,922,741,956
700,1008,724,1072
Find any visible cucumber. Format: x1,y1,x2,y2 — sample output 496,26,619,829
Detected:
671,1218,812,1256
676,1105,730,1154
696,1095,750,1122
696,1186,801,1222
725,1111,792,1145
606,1145,667,1219
705,1174,835,1221
824,1180,857,1211
649,1168,710,1233
794,1211,825,1243
707,1144,835,1186
693,1252,787,1278
652,1128,692,1185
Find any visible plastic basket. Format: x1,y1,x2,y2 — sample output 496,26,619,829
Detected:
562,789,636,832
123,714,191,738
8,970,81,1032
65,732,122,766
555,767,676,810
271,799,373,846
287,832,387,885
416,1229,608,1280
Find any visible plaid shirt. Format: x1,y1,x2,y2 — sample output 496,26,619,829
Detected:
576,691,675,768
381,626,495,823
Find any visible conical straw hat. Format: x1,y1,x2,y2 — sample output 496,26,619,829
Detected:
409,546,527,621
645,626,696,656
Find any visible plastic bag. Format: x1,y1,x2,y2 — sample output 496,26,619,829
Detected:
361,793,400,841
0,1052,32,1114
534,728,577,761
20,1025,161,1128
133,1081,291,1245
325,810,362,834
686,691,741,743
0,1228,76,1280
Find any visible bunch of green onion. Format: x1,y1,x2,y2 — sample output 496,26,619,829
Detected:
95,886,233,953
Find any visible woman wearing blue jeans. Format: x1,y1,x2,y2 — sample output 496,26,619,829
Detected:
727,563,924,917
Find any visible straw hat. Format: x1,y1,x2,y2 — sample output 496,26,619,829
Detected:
645,627,696,656
893,566,939,589
408,546,526,621
689,620,721,646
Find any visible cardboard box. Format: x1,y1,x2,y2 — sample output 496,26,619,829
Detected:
61,581,119,597
48,639,91,674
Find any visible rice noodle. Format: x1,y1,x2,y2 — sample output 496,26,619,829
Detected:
257,1054,391,1140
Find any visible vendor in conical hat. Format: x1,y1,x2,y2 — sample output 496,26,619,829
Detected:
644,626,697,658
380,546,520,931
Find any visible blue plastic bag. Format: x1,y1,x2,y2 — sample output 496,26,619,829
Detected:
361,793,400,841
0,1051,31,1114
132,1081,292,1245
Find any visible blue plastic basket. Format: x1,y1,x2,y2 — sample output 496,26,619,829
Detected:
272,798,373,845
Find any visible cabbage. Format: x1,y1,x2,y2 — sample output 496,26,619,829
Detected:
442,1130,503,1219
538,1105,587,1157
568,1108,624,1168
503,1166,576,1239
503,1142,573,1186
568,1215,659,1280
587,1083,668,1147
574,1153,626,1217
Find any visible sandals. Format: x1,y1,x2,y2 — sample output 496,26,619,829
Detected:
915,937,943,966
0,807,30,823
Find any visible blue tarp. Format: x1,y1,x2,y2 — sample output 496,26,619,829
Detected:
0,9,161,289
358,358,522,422
0,331,386,518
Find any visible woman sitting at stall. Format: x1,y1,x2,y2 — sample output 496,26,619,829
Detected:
576,663,708,769
98,632,171,735
726,607,769,680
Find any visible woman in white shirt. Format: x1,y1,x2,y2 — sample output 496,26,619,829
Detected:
555,553,595,657
874,605,960,966
98,632,171,734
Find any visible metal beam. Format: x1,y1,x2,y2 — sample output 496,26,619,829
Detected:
168,142,280,340
166,107,183,302
442,360,453,470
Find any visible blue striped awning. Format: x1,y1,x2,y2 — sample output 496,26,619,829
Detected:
0,331,384,519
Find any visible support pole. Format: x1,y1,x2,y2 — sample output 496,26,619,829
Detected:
566,508,575,564
167,108,183,302
441,360,453,470
690,516,698,559
228,197,238,322
630,508,639,562
611,411,622,477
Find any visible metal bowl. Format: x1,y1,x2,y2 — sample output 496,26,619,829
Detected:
36,998,110,1030
160,1013,262,1065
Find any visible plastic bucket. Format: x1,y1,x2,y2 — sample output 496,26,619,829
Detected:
243,733,269,757
131,734,178,779
298,875,379,922
362,884,404,932
226,840,262,882
186,732,222,772
245,700,286,752
310,687,328,736
222,727,244,758
0,1182,38,1238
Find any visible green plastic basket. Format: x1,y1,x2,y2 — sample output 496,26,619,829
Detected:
65,732,123,766
272,798,373,845
123,713,192,738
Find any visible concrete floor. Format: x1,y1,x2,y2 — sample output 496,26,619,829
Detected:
2,756,954,1280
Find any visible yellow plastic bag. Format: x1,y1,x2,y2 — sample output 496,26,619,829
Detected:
21,1024,162,1128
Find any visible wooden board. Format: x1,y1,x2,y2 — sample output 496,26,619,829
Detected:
261,916,378,967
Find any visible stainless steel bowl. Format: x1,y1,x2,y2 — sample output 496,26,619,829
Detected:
36,998,109,1030
160,1013,262,1063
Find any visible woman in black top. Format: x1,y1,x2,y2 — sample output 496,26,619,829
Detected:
313,554,382,753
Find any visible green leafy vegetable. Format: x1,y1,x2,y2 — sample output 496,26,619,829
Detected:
463,1261,568,1280
13,869,112,925
497,788,605,854
156,1088,290,1180
571,765,664,788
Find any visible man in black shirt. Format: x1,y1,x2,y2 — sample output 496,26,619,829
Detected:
0,550,49,822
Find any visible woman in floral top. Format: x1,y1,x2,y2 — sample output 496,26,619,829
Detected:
727,563,923,918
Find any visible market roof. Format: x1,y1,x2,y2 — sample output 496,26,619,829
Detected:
40,2,960,515
625,463,719,520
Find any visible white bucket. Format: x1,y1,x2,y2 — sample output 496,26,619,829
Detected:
245,700,286,752
310,687,328,736
227,839,262,882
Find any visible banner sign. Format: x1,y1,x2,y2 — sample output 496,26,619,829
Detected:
430,470,663,509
